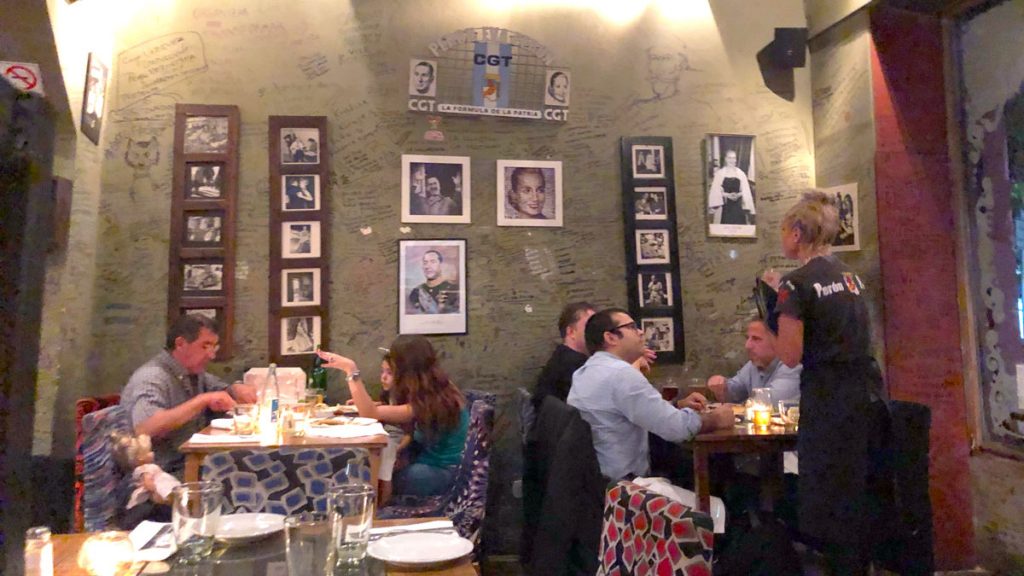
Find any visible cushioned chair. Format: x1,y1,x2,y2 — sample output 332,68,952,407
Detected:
597,481,715,576
80,404,132,532
201,447,370,515
75,394,122,532
377,397,495,552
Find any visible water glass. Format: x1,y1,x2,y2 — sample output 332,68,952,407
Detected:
329,484,375,567
287,403,310,437
172,481,223,563
233,404,257,436
286,513,332,576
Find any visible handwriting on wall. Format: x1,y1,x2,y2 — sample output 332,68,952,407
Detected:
117,32,208,108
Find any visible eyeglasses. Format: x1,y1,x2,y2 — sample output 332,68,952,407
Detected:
202,342,221,353
609,321,640,334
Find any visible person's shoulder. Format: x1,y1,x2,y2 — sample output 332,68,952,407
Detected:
125,352,171,387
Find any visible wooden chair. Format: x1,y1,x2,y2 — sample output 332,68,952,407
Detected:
74,394,121,531
79,403,132,532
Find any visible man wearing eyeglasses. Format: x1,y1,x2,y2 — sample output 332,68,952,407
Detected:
568,308,734,481
120,314,257,477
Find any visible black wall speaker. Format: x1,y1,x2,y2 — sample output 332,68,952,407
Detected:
773,27,808,68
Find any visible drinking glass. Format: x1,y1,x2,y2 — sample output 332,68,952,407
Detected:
751,388,772,428
329,484,375,567
171,481,223,563
288,403,310,437
778,400,800,426
232,404,257,436
660,378,679,402
286,513,332,576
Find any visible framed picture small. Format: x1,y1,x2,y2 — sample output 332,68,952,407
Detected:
80,53,108,145
183,211,224,246
825,182,860,252
184,116,229,154
186,163,224,199
181,307,219,323
632,145,665,179
401,155,471,224
635,230,671,264
705,133,757,238
282,175,320,211
282,221,321,259
544,69,570,107
638,272,673,308
281,128,320,165
281,268,321,307
183,263,224,293
641,317,675,352
281,316,321,356
496,159,563,227
409,59,438,97
634,186,668,221
398,239,467,335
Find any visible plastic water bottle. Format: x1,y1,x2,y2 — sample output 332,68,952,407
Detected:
24,526,53,576
259,363,281,445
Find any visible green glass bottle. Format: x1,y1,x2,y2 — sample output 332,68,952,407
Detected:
309,345,328,403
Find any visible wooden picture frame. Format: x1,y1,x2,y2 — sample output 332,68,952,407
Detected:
169,104,240,359
398,239,467,335
269,116,330,365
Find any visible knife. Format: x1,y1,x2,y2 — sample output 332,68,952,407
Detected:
139,524,172,550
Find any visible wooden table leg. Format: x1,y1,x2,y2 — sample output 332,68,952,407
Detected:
693,445,711,515
758,451,784,513
184,453,200,483
368,447,381,505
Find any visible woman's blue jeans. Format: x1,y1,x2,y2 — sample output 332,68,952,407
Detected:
393,463,456,496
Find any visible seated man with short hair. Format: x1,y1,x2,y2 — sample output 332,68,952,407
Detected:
707,320,801,405
568,308,734,481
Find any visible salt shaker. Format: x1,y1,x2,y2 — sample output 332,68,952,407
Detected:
24,526,53,576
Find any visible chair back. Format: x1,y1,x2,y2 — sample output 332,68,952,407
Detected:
201,447,370,515
442,399,495,547
462,389,496,410
81,404,132,532
597,481,714,575
516,387,535,445
74,394,121,532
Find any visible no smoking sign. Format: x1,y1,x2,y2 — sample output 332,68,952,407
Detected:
0,61,45,96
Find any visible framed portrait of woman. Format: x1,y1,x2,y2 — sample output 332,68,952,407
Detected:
281,316,321,356
824,182,860,252
705,134,757,238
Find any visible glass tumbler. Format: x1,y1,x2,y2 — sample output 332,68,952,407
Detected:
329,483,375,567
286,513,332,576
171,481,223,563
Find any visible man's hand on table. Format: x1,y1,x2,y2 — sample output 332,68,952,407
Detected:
676,392,708,412
699,404,735,433
229,381,257,404
706,375,727,402
204,391,236,413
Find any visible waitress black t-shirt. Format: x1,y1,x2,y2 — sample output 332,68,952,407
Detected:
775,255,871,368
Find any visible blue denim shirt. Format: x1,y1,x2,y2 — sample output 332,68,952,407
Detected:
724,358,802,404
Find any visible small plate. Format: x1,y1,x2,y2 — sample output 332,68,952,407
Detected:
214,513,285,544
367,532,473,566
315,416,378,426
210,418,233,430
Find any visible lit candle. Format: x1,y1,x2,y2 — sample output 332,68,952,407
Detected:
78,531,134,576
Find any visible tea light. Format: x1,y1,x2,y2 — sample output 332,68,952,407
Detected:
77,531,134,576
753,407,772,427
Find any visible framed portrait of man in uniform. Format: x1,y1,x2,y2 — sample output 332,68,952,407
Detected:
398,239,467,335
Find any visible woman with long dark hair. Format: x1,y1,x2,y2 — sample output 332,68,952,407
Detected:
317,335,468,496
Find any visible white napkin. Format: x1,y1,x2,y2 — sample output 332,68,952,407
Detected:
129,520,177,562
305,423,388,439
127,464,180,508
368,519,454,536
187,433,257,443
632,476,726,534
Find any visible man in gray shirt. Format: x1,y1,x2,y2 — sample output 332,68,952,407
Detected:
120,315,256,476
568,308,734,481
707,320,801,405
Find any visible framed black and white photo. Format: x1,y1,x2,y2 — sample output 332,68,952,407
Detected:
544,69,570,107
635,230,671,264
705,133,757,238
398,239,467,335
282,175,320,211
281,128,320,165
185,163,224,199
184,213,223,246
496,159,563,227
281,316,321,356
401,155,471,224
183,116,229,154
641,317,675,352
638,272,673,308
632,144,665,179
825,182,860,252
182,308,218,324
282,222,321,259
183,263,223,293
634,186,668,220
409,59,437,98
282,268,321,307
80,53,107,145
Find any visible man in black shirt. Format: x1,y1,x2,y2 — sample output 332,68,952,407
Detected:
531,302,595,409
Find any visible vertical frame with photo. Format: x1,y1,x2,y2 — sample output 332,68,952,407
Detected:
704,133,757,238
80,53,107,145
398,239,467,335
269,116,330,365
620,136,684,361
169,104,240,360
824,182,860,252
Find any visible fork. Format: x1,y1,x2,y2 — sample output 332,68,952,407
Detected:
368,527,457,541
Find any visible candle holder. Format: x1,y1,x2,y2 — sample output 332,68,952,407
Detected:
77,531,134,576
751,387,773,428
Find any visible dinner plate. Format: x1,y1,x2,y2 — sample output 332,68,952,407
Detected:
210,418,233,430
214,513,285,544
367,532,473,566
315,416,378,426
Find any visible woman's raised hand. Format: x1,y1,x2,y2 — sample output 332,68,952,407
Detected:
316,349,358,374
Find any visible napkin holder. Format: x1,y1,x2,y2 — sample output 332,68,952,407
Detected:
244,367,306,402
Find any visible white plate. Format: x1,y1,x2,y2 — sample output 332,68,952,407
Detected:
314,416,378,426
210,418,233,430
214,513,285,544
367,532,473,566
313,404,358,418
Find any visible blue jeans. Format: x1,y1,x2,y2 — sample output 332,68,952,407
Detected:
393,463,455,496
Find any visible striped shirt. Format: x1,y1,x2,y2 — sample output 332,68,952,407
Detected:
119,350,230,476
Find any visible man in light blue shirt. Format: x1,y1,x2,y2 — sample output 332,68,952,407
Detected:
707,320,801,405
568,308,734,481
